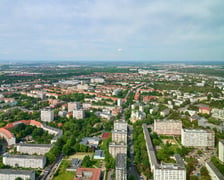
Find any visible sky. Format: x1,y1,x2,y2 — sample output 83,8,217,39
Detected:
0,0,224,62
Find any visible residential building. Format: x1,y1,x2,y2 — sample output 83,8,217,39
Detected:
181,129,215,147
199,106,211,115
41,108,54,122
3,153,46,169
117,98,122,106
112,130,127,144
0,128,16,146
142,124,186,180
154,120,182,136
16,143,52,155
90,78,105,83
130,110,146,123
114,120,127,131
116,153,127,180
206,161,224,180
109,142,127,158
0,169,35,180
212,108,224,120
68,102,81,112
218,140,224,163
73,109,85,119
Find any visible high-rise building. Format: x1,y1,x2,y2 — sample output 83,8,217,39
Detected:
218,140,224,163
112,130,127,144
181,129,215,147
73,109,85,119
68,102,81,112
109,142,127,158
114,120,127,131
116,153,127,180
41,108,54,122
117,99,122,107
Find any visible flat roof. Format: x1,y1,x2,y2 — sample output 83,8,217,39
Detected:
3,153,45,160
0,169,34,175
17,143,52,148
116,153,126,168
206,161,224,179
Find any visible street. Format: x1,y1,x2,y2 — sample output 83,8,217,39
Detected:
128,125,140,180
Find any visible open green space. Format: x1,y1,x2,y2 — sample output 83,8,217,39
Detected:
53,160,75,180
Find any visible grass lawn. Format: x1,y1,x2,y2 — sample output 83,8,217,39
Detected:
53,160,75,180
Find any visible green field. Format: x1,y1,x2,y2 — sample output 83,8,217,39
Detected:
53,160,75,180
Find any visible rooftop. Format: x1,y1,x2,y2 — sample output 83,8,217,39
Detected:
74,168,101,180
0,169,34,175
116,153,126,169
3,153,45,160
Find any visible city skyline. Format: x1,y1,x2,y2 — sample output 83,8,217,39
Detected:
0,0,224,61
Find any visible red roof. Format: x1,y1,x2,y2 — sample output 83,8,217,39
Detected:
0,128,14,139
101,132,111,140
199,106,210,111
74,168,101,180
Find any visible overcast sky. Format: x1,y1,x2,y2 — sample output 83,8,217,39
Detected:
0,0,224,62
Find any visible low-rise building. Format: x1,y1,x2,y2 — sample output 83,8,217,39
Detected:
66,158,82,172
94,150,105,160
181,128,215,147
74,168,101,180
3,153,46,169
16,143,52,155
80,137,100,148
199,106,211,115
0,169,35,180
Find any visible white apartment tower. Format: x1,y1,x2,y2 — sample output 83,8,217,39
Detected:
41,108,54,122
73,109,85,119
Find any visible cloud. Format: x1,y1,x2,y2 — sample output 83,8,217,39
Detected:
117,48,124,52
0,0,223,61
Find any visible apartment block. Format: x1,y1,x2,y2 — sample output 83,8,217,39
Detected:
112,130,127,144
16,143,52,155
0,169,35,180
154,120,182,136
116,153,127,180
73,109,85,119
109,142,127,158
181,129,215,147
3,153,46,169
206,161,224,180
114,120,128,131
41,108,54,122
68,102,81,112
